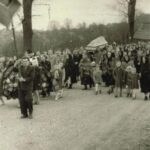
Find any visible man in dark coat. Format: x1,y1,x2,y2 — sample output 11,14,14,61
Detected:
18,57,35,119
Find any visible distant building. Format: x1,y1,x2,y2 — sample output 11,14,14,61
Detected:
134,14,150,41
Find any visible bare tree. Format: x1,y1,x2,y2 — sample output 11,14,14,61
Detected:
128,0,136,41
116,0,128,19
22,0,33,53
112,0,137,41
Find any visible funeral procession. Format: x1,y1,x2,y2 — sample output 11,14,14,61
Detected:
1,0,150,150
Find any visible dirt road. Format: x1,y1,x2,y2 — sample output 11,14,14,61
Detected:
1,86,150,150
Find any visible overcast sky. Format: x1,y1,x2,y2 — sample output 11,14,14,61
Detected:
33,0,150,30
0,0,150,30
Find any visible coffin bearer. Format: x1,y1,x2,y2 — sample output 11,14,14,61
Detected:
18,56,35,119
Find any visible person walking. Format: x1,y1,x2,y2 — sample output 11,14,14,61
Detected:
18,57,35,119
64,54,76,89
113,61,125,97
31,56,41,105
140,56,150,100
93,64,103,95
79,54,92,90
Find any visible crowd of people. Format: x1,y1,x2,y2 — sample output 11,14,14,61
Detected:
0,42,150,118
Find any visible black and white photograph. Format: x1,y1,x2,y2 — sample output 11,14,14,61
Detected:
0,0,150,150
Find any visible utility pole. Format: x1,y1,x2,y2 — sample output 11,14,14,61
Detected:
48,5,51,23
33,1,51,30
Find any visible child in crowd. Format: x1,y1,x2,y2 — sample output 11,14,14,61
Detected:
53,62,64,100
93,64,102,95
113,61,125,97
131,67,139,100
125,65,132,97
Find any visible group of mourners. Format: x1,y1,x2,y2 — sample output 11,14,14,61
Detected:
0,42,150,119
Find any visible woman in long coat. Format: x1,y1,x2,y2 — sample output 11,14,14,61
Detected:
102,52,115,93
79,54,92,90
64,54,76,89
140,56,150,100
134,55,141,73
31,57,41,104
73,50,80,79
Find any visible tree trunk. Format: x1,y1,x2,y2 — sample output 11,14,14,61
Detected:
22,0,33,53
128,0,136,41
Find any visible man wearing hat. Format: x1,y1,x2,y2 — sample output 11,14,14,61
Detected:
18,56,35,119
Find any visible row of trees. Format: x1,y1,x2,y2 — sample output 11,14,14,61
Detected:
22,0,137,53
114,0,137,40
0,0,138,56
1,21,129,56
1,9,147,57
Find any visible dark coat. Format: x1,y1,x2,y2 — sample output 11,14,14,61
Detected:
102,70,115,87
18,65,35,116
73,54,80,77
140,62,150,93
79,57,93,85
113,67,125,88
134,57,141,73
33,66,42,91
131,73,139,89
18,65,35,91
79,57,91,77
64,55,77,84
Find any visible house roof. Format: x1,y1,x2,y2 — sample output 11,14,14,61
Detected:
134,23,150,40
134,14,150,40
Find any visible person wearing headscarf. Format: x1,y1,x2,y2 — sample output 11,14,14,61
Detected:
140,56,150,100
73,50,80,81
64,53,76,89
79,54,92,90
